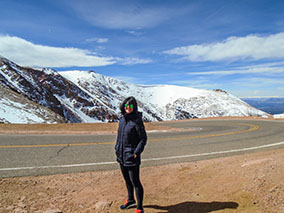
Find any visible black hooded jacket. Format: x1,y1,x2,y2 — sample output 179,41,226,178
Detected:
115,112,147,166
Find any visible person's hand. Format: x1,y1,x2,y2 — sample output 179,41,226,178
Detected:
134,154,137,159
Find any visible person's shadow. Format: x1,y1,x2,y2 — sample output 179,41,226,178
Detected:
144,201,239,213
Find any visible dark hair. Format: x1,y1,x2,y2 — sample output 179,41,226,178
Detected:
120,96,138,114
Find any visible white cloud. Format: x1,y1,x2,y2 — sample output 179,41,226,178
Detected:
187,62,284,75
188,67,284,75
69,0,175,29
0,35,115,67
126,30,144,37
231,77,284,86
85,37,109,43
0,35,151,67
115,57,152,65
164,33,284,62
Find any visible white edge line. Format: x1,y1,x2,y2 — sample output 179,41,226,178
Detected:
1,141,284,172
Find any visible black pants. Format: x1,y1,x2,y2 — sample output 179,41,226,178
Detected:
120,164,144,209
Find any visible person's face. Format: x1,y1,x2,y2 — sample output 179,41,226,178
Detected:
124,103,134,114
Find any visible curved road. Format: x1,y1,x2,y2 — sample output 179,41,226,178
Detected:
0,119,284,178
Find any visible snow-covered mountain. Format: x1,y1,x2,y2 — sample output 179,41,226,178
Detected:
274,113,284,119
61,70,269,121
0,56,118,123
0,85,64,123
0,56,269,123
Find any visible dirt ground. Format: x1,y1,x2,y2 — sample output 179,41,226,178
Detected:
1,117,284,213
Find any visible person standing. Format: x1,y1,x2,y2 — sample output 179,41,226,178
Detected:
115,96,147,213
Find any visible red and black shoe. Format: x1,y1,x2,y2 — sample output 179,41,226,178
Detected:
136,209,144,213
120,199,136,210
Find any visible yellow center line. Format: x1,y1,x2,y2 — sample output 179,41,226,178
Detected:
150,123,259,142
0,123,259,148
0,141,114,148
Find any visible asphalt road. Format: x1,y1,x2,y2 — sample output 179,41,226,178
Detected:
0,119,284,178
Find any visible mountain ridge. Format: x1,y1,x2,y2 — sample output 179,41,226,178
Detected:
0,56,269,123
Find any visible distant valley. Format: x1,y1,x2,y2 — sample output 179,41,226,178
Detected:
242,98,284,115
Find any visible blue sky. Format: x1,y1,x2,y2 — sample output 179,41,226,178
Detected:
1,0,284,97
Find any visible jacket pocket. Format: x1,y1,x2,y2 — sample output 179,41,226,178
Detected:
124,147,137,166
124,147,134,160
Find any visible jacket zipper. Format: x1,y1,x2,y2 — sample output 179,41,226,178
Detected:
120,117,126,164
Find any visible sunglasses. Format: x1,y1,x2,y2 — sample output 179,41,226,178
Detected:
124,104,134,108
